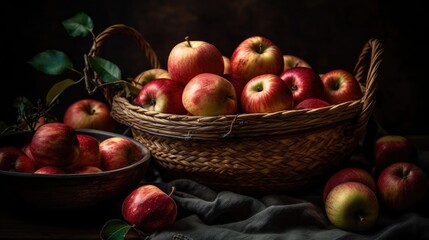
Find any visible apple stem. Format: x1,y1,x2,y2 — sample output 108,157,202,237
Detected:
168,186,176,197
185,36,192,48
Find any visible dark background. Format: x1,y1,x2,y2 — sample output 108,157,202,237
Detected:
1,0,427,135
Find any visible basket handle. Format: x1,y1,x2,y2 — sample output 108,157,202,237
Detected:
87,24,161,103
353,38,383,136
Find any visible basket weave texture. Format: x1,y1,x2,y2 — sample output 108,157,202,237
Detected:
89,24,383,194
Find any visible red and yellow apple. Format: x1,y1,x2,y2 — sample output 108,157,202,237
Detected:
167,36,224,85
131,68,171,90
99,137,144,171
230,35,283,83
320,69,363,104
133,78,187,115
241,74,293,113
283,54,312,71
182,73,237,116
373,135,415,175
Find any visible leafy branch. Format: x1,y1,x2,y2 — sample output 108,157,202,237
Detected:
1,12,139,135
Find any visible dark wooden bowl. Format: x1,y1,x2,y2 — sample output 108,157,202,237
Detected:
0,129,151,211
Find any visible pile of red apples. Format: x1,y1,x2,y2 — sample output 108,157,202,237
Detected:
130,35,363,115
0,122,144,174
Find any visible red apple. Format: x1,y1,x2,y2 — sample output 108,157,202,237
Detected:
0,146,35,173
72,166,103,174
325,182,379,232
30,122,80,168
99,137,144,171
222,56,231,76
283,54,312,71
240,74,293,113
377,162,429,211
373,135,414,175
280,67,325,105
320,69,363,104
131,68,171,90
230,35,283,83
167,36,224,85
322,167,376,203
122,184,177,233
132,78,187,115
225,75,247,113
65,134,101,172
34,166,66,174
182,73,237,116
63,98,115,132
294,98,331,110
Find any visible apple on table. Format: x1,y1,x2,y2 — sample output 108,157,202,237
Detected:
377,162,429,212
240,73,293,113
167,36,224,86
122,184,177,233
182,73,237,116
373,134,415,175
320,69,363,104
325,181,379,232
132,78,187,115
63,98,116,132
230,35,283,83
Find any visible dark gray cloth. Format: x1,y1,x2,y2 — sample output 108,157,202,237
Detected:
148,179,429,240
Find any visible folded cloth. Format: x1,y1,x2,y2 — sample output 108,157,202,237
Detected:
147,179,429,240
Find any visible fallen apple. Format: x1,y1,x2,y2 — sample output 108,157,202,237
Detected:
377,162,429,212
122,184,177,233
325,181,379,232
322,167,376,203
373,135,415,175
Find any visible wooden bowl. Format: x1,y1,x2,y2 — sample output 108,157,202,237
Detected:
0,129,151,211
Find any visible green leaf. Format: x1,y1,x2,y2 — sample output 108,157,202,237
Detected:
88,56,122,83
45,79,77,106
100,219,133,240
62,12,94,37
28,50,73,75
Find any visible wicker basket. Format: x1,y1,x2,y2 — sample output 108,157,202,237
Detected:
89,24,383,194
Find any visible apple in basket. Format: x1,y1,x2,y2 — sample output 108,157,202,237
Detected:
182,73,237,116
283,54,312,71
133,78,187,115
131,68,171,90
241,74,293,113
222,56,232,76
294,98,330,110
167,36,224,85
63,98,116,132
325,181,379,232
0,146,35,173
320,69,363,104
230,35,283,83
279,67,326,105
99,136,144,171
122,184,177,233
30,122,80,168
